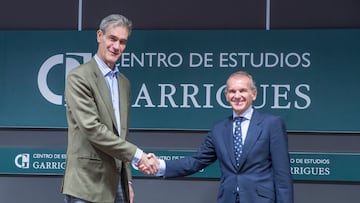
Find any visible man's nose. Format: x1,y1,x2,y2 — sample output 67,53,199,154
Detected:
113,41,121,49
234,91,241,97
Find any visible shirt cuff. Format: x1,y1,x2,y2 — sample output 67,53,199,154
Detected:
131,148,143,166
154,159,166,176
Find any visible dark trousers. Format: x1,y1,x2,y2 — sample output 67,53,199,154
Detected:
65,180,125,203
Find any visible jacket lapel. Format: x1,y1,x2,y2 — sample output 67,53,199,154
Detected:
91,59,118,132
117,74,128,138
237,110,262,170
222,116,238,169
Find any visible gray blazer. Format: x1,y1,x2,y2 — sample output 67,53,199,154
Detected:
61,58,137,203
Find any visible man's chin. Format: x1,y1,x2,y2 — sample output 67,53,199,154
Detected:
232,105,245,112
106,58,119,66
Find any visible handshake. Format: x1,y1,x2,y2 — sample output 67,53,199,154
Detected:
137,153,161,175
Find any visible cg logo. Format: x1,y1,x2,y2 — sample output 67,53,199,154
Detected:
15,153,30,169
37,53,92,105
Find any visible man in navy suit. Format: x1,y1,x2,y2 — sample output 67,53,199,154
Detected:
151,71,294,203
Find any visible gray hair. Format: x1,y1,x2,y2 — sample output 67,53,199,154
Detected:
99,14,133,35
224,71,257,93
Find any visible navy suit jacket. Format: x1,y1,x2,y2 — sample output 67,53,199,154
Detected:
164,109,294,203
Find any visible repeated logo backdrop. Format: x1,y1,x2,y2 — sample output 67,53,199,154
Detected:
0,30,359,132
2,148,360,182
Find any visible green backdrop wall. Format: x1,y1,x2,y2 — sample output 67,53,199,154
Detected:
1,29,359,132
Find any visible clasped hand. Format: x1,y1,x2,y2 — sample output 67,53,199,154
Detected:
137,153,159,175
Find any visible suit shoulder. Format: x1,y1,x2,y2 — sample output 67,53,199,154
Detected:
211,116,232,128
253,110,286,128
67,60,97,80
254,110,282,120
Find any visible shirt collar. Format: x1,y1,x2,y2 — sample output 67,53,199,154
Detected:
233,106,253,121
94,54,119,77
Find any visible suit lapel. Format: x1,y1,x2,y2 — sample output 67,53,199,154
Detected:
222,116,238,169
237,110,262,169
117,74,128,138
91,59,118,132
